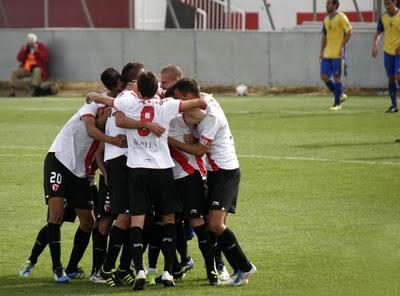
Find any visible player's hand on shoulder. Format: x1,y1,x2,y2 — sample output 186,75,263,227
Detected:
86,92,99,104
144,122,165,137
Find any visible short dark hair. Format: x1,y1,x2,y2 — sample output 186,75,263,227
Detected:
173,78,200,97
100,67,121,90
121,62,144,84
332,0,339,9
137,71,158,98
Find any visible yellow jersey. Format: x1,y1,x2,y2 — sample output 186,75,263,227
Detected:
378,11,400,56
322,12,352,59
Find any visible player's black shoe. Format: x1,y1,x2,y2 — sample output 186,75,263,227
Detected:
386,106,399,113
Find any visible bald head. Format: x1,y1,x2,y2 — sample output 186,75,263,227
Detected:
160,64,183,90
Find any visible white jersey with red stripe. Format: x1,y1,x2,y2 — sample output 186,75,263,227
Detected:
169,115,207,180
193,94,239,171
104,90,137,162
48,102,104,178
113,94,182,169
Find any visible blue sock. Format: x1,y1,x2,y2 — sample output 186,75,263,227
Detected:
334,82,342,106
389,82,398,107
325,80,335,93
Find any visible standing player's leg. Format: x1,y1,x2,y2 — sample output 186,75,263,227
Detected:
129,214,147,290
320,58,335,95
384,53,398,113
65,208,94,278
17,225,48,277
331,58,343,110
207,169,256,286
44,152,69,283
64,175,95,279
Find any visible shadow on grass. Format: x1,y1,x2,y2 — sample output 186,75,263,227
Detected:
0,274,213,296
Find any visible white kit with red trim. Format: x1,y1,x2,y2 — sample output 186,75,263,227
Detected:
169,115,207,180
193,94,239,171
113,94,182,169
48,102,104,177
104,90,137,162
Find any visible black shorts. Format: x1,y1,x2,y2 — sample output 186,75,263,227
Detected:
106,155,130,215
43,153,93,210
94,174,112,219
175,171,207,218
206,168,240,214
128,168,182,216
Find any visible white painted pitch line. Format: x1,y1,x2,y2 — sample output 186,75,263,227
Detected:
238,154,400,167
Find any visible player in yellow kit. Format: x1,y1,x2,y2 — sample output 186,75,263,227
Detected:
320,0,352,111
372,0,400,113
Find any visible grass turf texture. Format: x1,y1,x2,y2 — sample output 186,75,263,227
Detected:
0,95,399,296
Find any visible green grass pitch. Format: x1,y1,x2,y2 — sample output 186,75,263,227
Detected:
0,95,399,296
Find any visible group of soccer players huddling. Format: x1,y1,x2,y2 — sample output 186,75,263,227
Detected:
322,0,400,113
17,62,256,291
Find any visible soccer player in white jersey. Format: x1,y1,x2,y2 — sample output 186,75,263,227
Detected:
168,78,257,286
169,110,224,285
87,71,208,290
98,62,163,287
18,68,123,282
42,85,128,282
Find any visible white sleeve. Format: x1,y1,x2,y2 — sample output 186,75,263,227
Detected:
197,114,219,146
113,96,131,114
78,102,98,118
162,99,182,122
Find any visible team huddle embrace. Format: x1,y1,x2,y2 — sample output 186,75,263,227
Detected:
18,63,256,291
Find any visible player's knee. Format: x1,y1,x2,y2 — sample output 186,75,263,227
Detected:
161,213,175,224
207,220,225,236
320,75,329,82
48,211,63,224
115,213,131,230
395,74,400,82
333,76,341,83
190,217,204,228
79,215,95,232
98,217,112,235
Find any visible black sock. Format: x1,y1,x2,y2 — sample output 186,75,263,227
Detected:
103,225,126,272
161,223,176,274
129,227,144,272
66,227,91,273
91,228,108,274
118,235,131,271
148,224,162,269
218,228,251,272
29,225,48,265
47,222,62,270
194,224,215,273
210,233,225,268
176,220,189,262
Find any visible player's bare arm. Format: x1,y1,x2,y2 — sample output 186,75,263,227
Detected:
95,142,108,186
114,112,165,137
320,35,327,59
82,116,127,148
371,32,382,58
168,136,209,157
86,92,114,106
95,106,111,131
180,98,208,112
